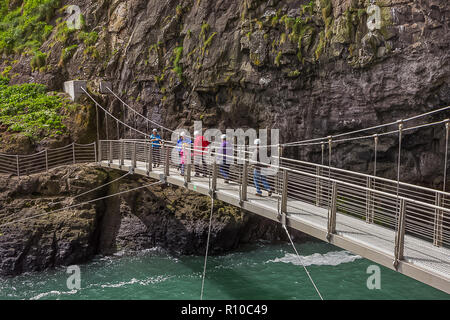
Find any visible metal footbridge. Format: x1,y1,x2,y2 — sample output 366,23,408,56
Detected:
0,86,449,295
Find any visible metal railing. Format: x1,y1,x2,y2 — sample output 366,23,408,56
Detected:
0,143,96,177
99,139,450,260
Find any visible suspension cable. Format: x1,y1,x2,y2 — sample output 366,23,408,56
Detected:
0,181,162,228
200,195,215,300
51,171,131,205
282,225,324,300
106,86,450,149
95,105,100,142
106,87,176,134
81,87,149,138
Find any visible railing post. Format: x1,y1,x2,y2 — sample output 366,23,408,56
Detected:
185,162,192,185
98,141,103,162
184,145,191,186
164,145,170,177
45,149,49,172
108,141,113,165
147,143,153,174
240,160,248,204
119,140,124,167
394,198,406,268
72,143,76,165
366,177,374,224
16,155,20,178
315,167,321,206
94,143,97,163
132,142,137,170
433,193,443,247
327,182,337,240
281,170,289,214
211,161,218,196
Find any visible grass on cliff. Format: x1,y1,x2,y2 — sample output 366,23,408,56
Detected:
0,77,69,139
0,0,61,55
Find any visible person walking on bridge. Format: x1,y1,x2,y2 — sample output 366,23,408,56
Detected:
176,131,192,175
218,134,233,184
194,130,210,177
150,129,162,168
251,139,272,197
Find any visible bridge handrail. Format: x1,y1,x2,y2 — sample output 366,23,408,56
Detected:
99,139,450,198
99,139,450,214
278,156,450,198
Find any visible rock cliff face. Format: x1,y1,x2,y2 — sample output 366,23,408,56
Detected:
0,165,306,276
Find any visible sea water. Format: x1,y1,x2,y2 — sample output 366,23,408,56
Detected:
0,241,448,300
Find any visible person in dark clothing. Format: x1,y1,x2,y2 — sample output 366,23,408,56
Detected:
251,139,272,196
218,134,232,183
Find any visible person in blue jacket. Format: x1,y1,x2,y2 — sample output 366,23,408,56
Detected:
150,129,162,167
176,132,192,172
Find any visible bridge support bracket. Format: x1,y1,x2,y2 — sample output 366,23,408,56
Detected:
159,174,166,184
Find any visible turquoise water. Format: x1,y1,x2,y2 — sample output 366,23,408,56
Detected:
0,241,448,300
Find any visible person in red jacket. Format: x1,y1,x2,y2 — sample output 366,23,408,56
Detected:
193,130,210,177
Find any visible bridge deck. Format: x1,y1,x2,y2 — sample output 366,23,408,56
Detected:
101,159,450,294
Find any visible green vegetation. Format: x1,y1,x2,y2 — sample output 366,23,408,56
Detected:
0,0,60,54
0,81,68,138
55,19,76,44
30,50,47,71
59,44,78,66
0,76,9,86
172,46,183,79
203,32,217,49
315,30,325,60
275,51,282,66
176,5,183,17
199,22,210,41
77,31,98,46
302,0,315,16
288,70,300,77
83,46,99,59
1,66,11,78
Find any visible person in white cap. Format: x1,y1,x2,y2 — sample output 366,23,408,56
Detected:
193,130,210,177
218,134,233,183
176,131,192,173
150,128,162,168
251,138,272,196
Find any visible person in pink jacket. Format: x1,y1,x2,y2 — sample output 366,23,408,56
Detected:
179,144,186,176
193,130,210,177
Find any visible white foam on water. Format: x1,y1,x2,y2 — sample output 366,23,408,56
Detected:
99,275,172,288
266,250,362,267
30,289,78,300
